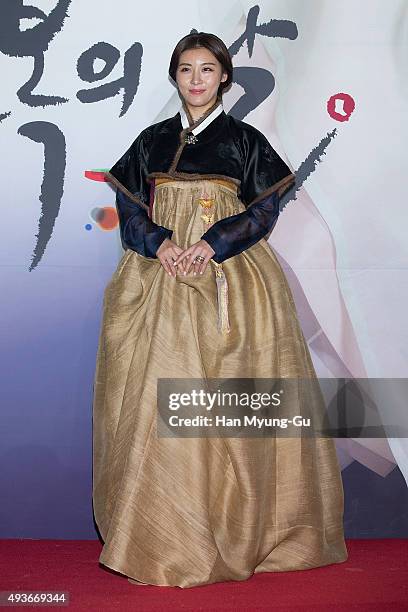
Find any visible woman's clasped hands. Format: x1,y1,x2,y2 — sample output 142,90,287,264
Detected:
156,238,215,277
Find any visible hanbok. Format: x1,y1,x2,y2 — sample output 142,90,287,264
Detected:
92,97,348,588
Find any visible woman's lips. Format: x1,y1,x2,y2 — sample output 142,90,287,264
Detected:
189,89,205,95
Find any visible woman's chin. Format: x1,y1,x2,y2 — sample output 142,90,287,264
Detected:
181,91,216,106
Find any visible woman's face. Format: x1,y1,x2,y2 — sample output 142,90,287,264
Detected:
176,47,228,111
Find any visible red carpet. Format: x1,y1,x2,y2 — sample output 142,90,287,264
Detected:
1,539,407,611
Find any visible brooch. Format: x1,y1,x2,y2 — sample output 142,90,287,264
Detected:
185,133,198,144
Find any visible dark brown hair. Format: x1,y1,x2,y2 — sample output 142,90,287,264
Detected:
168,32,233,97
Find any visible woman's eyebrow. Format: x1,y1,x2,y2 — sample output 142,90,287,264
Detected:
178,62,217,66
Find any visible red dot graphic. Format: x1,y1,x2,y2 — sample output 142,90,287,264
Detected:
93,206,118,230
327,93,355,122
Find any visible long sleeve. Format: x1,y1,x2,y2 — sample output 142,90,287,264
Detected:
201,128,295,263
116,189,173,258
105,127,173,258
201,189,280,263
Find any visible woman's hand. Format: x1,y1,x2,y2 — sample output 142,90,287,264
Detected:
156,238,185,277
173,239,216,276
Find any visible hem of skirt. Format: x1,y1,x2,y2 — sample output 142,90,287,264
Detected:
98,554,252,589
98,542,348,589
254,548,349,575
98,557,175,588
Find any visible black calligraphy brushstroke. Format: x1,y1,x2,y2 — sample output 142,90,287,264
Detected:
76,41,143,117
18,122,66,271
225,6,337,216
278,129,339,213
0,112,12,123
229,5,297,58
0,0,72,107
190,6,298,122
229,66,275,119
228,6,297,119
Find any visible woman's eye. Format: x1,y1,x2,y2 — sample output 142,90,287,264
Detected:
179,67,213,72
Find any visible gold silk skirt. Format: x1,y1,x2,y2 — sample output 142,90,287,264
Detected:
92,178,348,588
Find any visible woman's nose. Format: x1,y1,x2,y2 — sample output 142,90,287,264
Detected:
191,71,203,85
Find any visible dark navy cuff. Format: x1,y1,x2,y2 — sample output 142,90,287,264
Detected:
143,226,173,258
201,225,228,263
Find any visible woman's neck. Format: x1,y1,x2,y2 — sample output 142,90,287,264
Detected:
183,96,220,123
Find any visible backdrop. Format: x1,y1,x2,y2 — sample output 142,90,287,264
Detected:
1,0,407,538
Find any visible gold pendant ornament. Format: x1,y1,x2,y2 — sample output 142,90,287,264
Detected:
198,194,216,225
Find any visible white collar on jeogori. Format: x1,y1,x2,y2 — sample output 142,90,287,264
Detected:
179,101,224,135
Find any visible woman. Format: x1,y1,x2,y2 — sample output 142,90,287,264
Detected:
92,32,348,588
